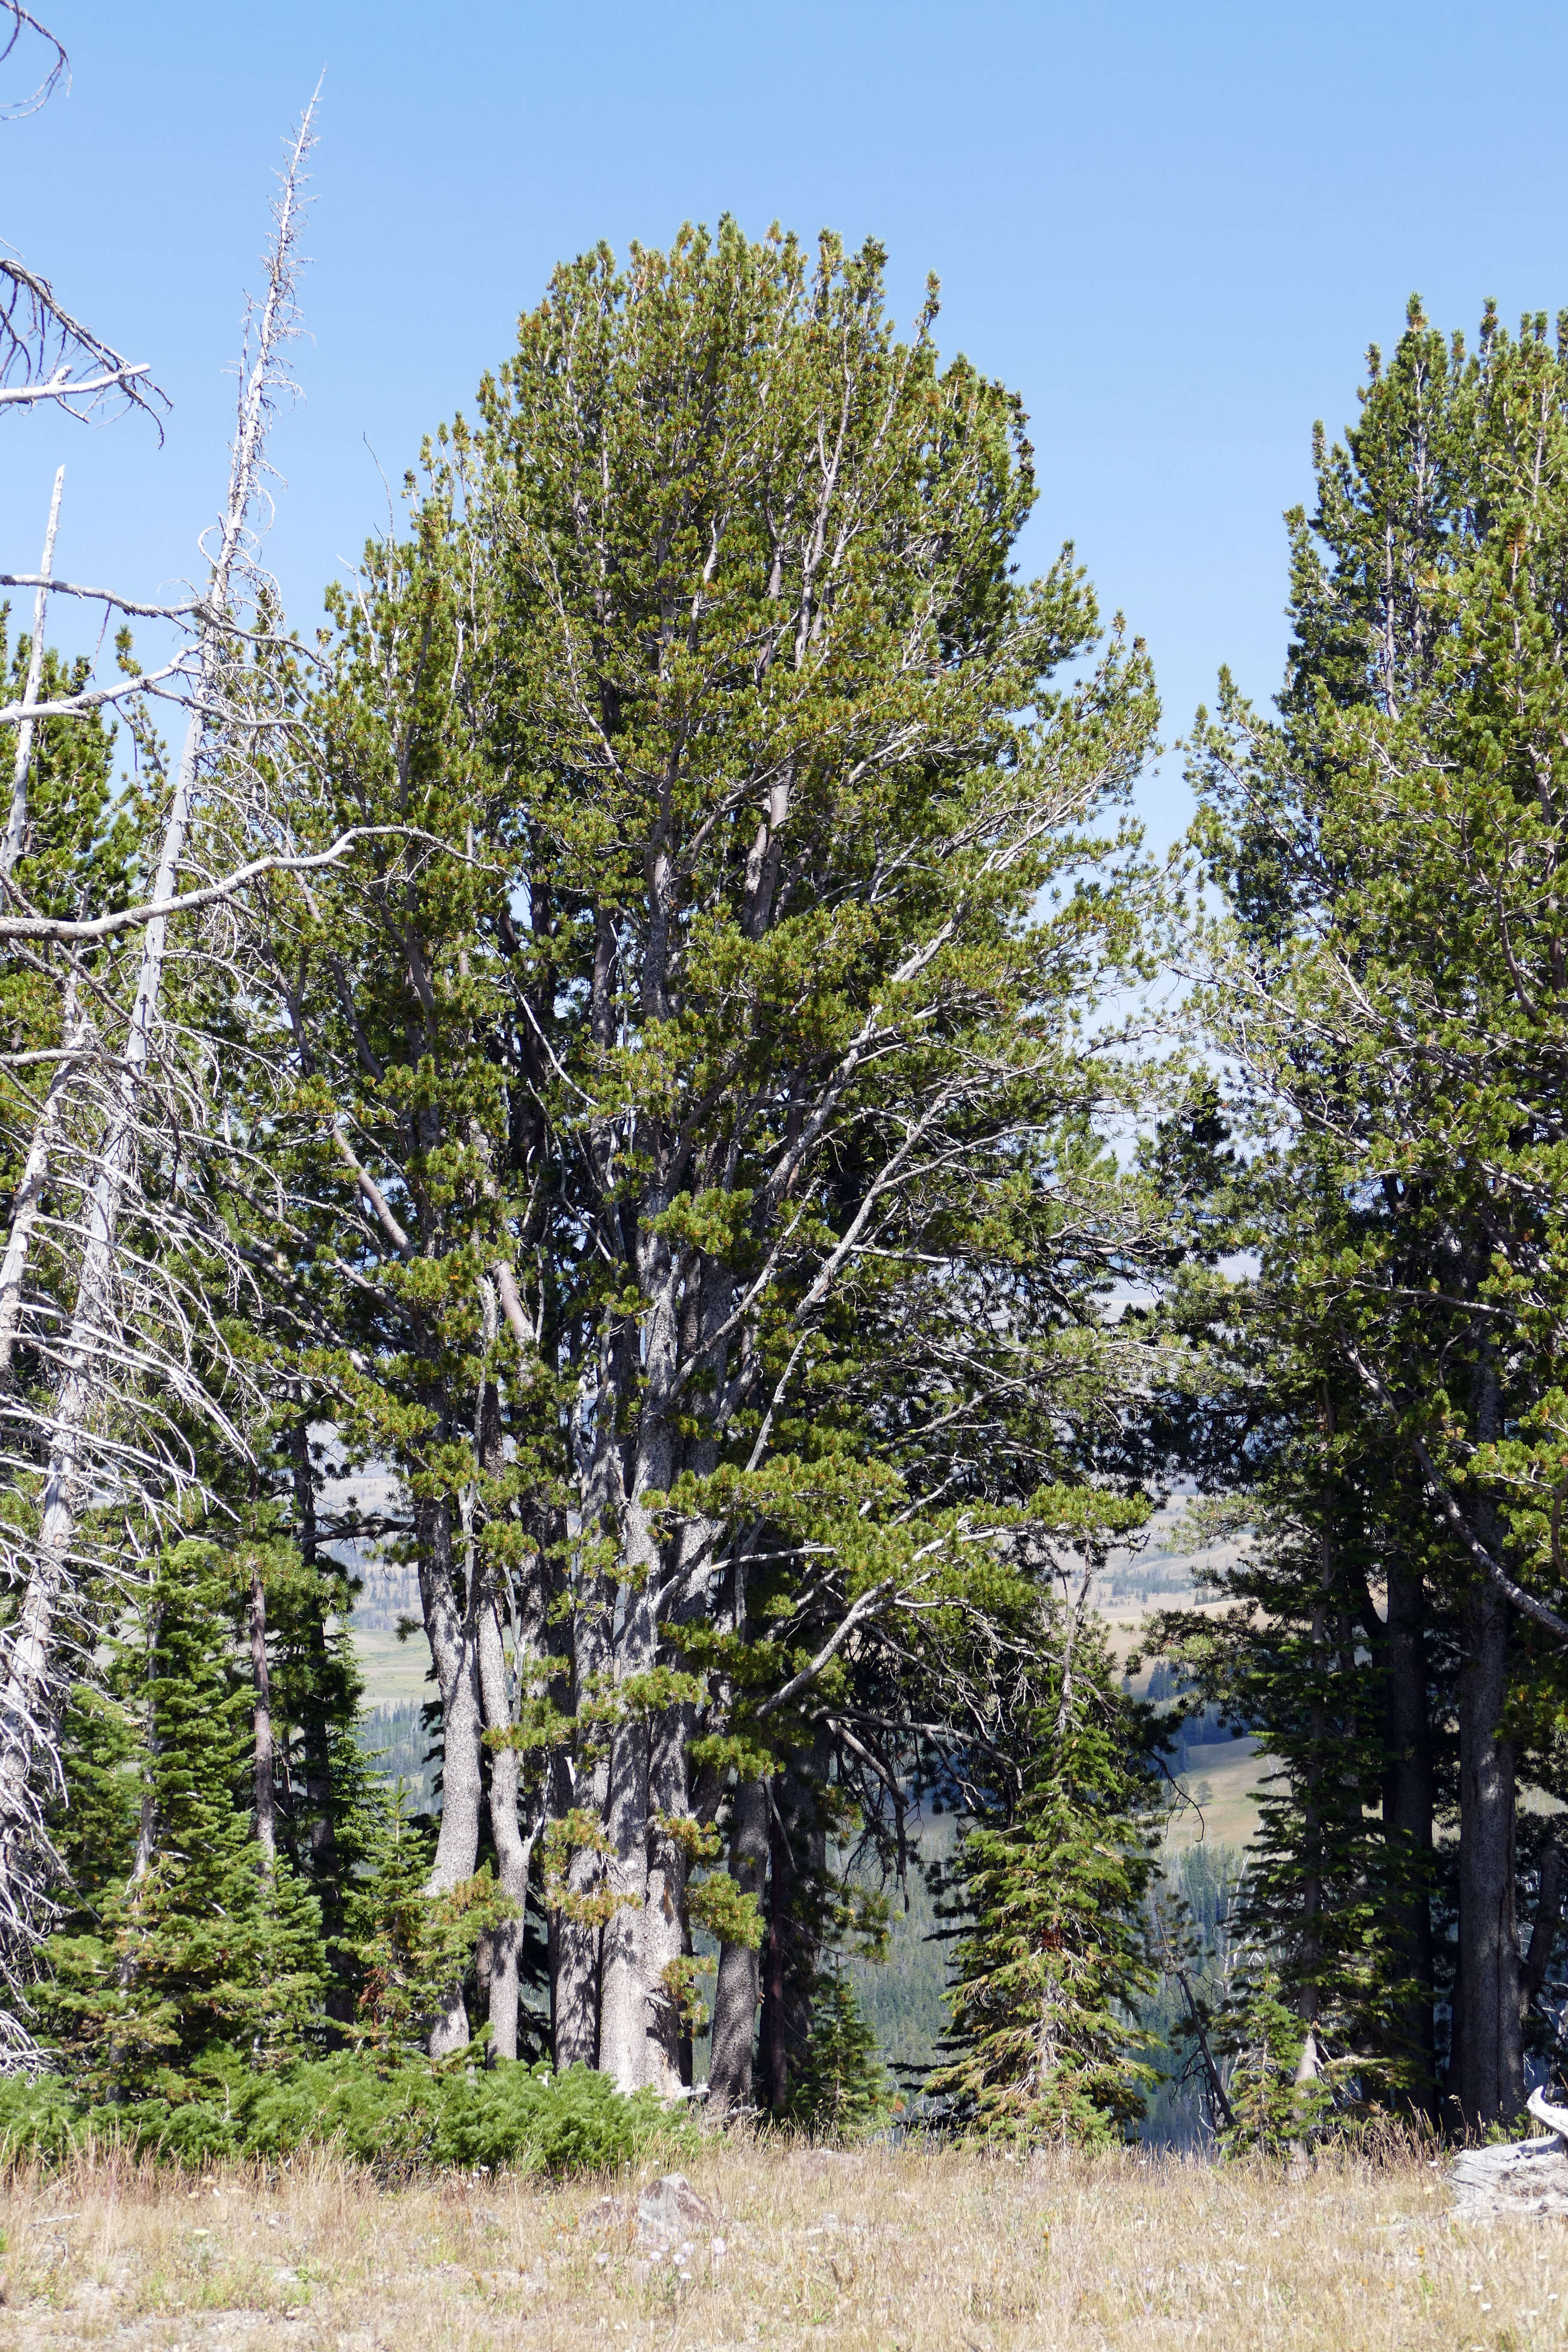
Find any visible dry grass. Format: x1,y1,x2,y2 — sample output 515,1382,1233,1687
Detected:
1161,1736,1273,1853
0,2135,1561,2352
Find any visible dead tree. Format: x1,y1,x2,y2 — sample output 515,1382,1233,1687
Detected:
0,49,331,2059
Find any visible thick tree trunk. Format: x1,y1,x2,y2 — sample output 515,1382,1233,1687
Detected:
416,1494,484,2058
478,1593,537,2062
761,1794,793,2110
1453,1568,1522,2130
1381,1544,1436,2113
550,1582,610,2070
550,1903,601,2068
598,1235,679,2093
708,1776,768,2111
290,1420,349,2021
639,1696,690,2098
598,1703,652,2091
761,1730,830,2110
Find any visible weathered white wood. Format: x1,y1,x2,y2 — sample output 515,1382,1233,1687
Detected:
1,460,62,876
0,99,321,2029
1528,2084,1568,2141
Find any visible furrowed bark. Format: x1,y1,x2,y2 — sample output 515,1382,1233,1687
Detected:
708,1776,768,2111
1453,1565,1523,2128
1381,1542,1436,2113
551,1774,604,2068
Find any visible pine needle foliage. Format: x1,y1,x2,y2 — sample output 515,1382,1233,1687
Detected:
928,1610,1158,2144
37,1542,327,2101
785,1966,891,2139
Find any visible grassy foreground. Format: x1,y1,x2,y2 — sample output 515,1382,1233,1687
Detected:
0,2136,1557,2351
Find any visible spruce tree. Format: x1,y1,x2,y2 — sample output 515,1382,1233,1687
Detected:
928,1604,1158,2144
785,1966,891,2139
39,1542,326,2100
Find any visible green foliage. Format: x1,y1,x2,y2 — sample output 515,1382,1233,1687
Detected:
0,613,139,930
230,211,1172,2095
37,1544,327,2099
345,1782,514,2058
927,1608,1159,2145
0,2053,681,2177
1216,1964,1332,2159
785,1967,891,2140
1172,293,1568,2128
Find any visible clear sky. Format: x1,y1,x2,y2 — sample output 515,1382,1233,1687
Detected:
6,0,1568,847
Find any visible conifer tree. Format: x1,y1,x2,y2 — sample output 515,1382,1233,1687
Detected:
38,1542,326,2099
785,1966,890,2139
257,218,1168,2092
928,1599,1158,2144
1186,296,1568,2130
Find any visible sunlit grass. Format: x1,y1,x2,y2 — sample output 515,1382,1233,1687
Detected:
0,2132,1559,2349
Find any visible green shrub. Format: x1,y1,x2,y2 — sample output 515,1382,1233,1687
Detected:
0,2073,84,2162
0,2052,685,2176
430,2061,672,2176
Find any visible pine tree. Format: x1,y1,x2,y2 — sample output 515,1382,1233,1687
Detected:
1187,296,1568,2130
246,217,1168,2093
785,1967,890,2139
38,1541,327,2101
928,1605,1158,2144
345,1779,511,2066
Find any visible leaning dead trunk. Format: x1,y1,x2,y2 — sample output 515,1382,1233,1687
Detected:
1,462,63,879
0,110,318,2014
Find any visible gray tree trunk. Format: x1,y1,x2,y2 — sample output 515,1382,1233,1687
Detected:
639,1695,690,2097
550,1602,609,2069
1454,1567,1523,2128
478,1594,535,2061
416,1494,484,2057
708,1776,768,2110
1382,1543,1436,2112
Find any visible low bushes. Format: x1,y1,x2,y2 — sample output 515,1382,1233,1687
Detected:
0,2053,684,2177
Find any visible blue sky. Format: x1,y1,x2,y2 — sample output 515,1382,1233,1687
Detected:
6,0,1568,846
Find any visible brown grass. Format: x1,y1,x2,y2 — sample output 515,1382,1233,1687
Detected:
0,2134,1558,2351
